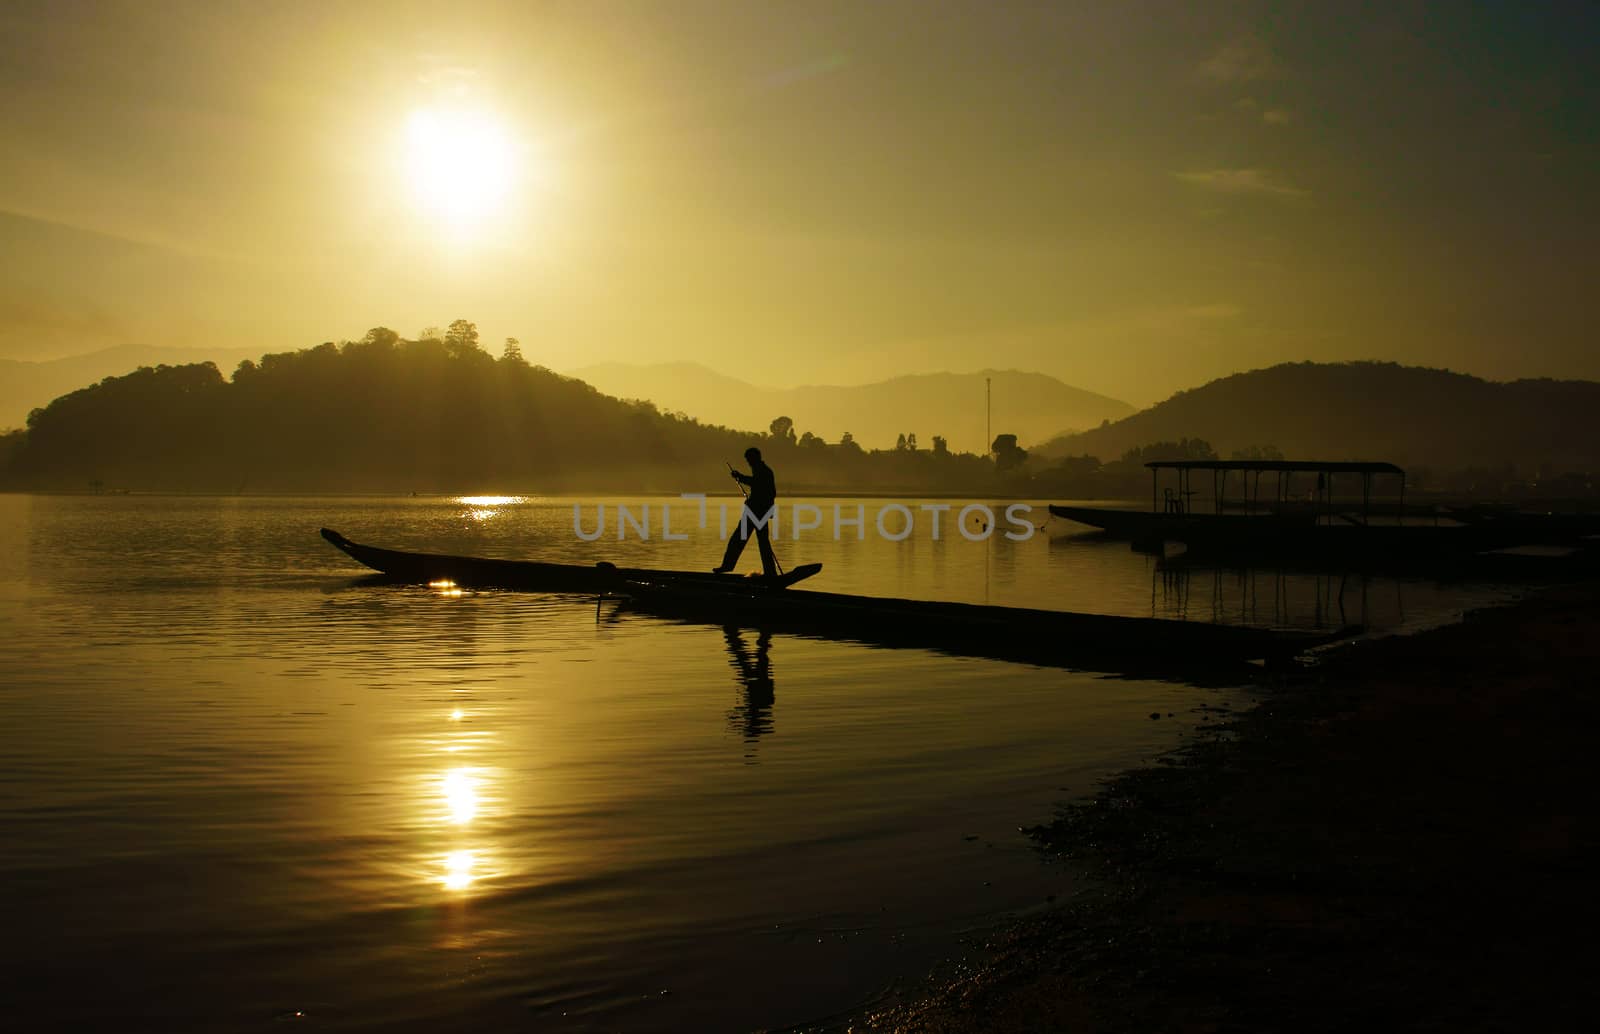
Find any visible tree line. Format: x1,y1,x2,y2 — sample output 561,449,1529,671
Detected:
0,324,1030,494
14,330,1572,499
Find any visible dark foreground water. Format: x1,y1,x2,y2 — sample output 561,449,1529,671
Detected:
0,495,1509,1032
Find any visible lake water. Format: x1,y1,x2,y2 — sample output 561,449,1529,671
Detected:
0,494,1509,1032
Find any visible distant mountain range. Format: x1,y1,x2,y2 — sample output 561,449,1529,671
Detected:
0,345,258,429
1033,361,1600,473
12,351,1594,479
566,362,1134,452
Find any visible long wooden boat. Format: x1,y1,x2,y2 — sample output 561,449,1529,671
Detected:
1048,505,1317,541
1049,503,1528,569
322,529,1352,666
616,576,1352,666
320,528,822,591
1051,501,1600,550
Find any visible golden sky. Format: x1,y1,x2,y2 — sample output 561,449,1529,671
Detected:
1,0,1594,405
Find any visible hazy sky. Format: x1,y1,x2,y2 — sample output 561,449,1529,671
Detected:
1,0,1594,405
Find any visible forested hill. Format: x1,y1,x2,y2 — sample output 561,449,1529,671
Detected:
1034,362,1600,474
0,328,1003,493
0,344,259,429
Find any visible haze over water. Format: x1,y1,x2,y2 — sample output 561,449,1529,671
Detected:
0,494,1510,1031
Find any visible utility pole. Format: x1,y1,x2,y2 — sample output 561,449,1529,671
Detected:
985,376,991,456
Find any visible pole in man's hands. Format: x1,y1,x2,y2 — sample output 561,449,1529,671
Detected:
725,459,748,498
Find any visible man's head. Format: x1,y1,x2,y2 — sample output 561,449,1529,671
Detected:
744,447,762,464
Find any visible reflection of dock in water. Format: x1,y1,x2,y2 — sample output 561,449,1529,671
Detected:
724,627,774,756
1153,563,1407,632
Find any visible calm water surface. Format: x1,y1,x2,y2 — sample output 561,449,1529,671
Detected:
0,495,1509,1031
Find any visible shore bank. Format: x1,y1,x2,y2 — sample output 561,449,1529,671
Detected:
855,580,1598,1033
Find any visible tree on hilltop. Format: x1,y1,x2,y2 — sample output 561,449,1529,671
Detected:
444,320,480,358
991,433,1028,472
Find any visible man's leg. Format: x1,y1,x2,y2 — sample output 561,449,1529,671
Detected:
755,522,778,577
715,518,751,572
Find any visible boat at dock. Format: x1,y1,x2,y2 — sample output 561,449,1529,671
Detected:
1442,505,1600,545
1050,460,1535,567
321,528,1350,666
1048,504,1319,542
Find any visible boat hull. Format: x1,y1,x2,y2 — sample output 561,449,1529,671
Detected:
320,528,821,591
1444,507,1600,545
1048,505,1317,546
321,528,1355,667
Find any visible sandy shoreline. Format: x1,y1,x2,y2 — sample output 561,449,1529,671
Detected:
852,580,1598,1033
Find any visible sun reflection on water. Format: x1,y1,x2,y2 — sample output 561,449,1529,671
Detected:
442,769,479,824
442,849,477,891
417,686,508,897
456,496,522,507
456,495,524,522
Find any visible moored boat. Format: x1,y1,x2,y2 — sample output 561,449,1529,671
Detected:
1047,504,1318,541
321,528,1353,666
1050,460,1527,566
1443,506,1600,545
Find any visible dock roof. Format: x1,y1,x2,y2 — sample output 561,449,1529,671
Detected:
1144,460,1405,474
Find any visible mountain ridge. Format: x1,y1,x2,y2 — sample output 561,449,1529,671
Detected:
566,361,1134,452
1033,360,1600,475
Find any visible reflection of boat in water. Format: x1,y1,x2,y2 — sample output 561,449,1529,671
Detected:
323,528,1353,669
1048,460,1587,570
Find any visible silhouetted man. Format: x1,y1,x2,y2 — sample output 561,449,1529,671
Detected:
714,447,779,576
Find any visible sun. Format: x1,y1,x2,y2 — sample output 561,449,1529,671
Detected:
403,107,517,227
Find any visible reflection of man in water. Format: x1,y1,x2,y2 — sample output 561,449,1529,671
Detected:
714,447,779,576
724,627,774,745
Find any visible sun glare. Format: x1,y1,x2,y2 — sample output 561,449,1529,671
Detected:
403,108,517,226
442,850,476,891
